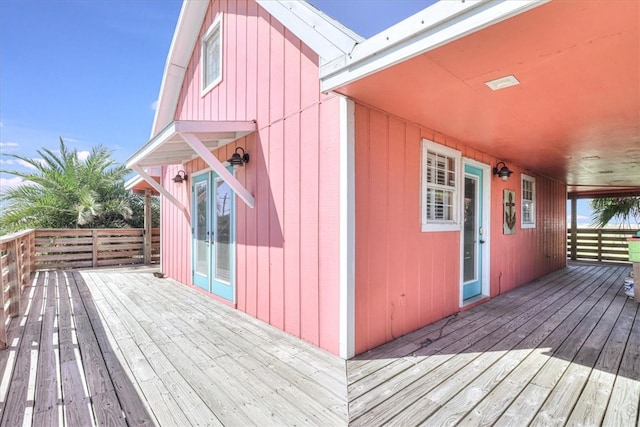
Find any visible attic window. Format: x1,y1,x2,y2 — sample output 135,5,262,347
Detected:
202,14,223,95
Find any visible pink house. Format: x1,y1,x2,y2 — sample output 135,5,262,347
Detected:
127,0,640,359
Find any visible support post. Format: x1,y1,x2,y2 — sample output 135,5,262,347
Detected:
8,240,20,317
143,189,152,264
570,195,577,260
92,229,99,268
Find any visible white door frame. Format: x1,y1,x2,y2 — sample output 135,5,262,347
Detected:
460,158,491,307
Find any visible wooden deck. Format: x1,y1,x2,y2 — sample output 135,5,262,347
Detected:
348,263,640,426
0,263,638,426
0,268,346,426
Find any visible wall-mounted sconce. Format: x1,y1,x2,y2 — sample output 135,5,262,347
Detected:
172,170,188,183
492,161,513,181
227,147,250,169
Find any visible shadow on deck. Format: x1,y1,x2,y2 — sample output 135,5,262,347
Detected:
1,264,638,426
347,263,640,426
0,269,347,426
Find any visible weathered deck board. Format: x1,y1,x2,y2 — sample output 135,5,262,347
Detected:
347,263,640,427
1,263,638,426
349,265,613,424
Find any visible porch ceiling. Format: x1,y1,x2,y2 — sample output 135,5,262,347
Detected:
126,120,256,168
329,1,640,196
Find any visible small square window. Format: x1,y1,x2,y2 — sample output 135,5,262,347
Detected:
521,174,536,228
421,139,461,232
202,14,223,94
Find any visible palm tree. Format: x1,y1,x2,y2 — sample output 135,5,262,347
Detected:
590,196,640,228
0,138,135,232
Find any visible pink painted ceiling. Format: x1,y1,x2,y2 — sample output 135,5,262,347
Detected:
334,0,640,196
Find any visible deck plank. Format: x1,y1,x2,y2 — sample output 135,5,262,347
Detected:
1,275,45,427
414,268,620,426
349,265,612,425
33,271,61,426
346,264,640,427
602,300,640,427
90,270,347,425
1,262,638,426
452,267,623,426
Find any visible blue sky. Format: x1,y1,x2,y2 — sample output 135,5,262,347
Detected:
0,0,426,187
0,0,593,223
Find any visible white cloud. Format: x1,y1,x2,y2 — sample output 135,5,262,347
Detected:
0,176,26,192
0,158,15,165
77,150,90,161
15,158,38,170
0,141,19,149
150,99,159,111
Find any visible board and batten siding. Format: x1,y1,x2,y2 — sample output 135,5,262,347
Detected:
161,0,342,355
354,103,566,355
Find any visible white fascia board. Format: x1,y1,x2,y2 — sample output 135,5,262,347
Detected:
320,0,548,92
151,0,209,137
130,164,189,218
256,0,362,62
124,175,144,191
127,122,178,169
179,132,255,208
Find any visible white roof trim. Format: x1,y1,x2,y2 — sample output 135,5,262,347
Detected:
320,0,548,92
151,1,209,137
149,0,361,139
256,0,362,62
127,120,256,168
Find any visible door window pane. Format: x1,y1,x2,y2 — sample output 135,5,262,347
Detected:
214,179,232,283
195,181,208,276
463,176,477,282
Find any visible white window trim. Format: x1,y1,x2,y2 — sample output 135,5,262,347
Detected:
421,139,461,232
201,13,223,96
521,173,536,229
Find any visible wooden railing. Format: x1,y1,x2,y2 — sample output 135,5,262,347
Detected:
35,228,160,270
567,228,639,264
0,228,159,348
0,230,36,348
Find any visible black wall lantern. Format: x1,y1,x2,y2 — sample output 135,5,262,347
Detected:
172,170,188,183
227,147,250,169
493,161,513,181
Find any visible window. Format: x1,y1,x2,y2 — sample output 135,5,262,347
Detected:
201,14,223,94
521,174,536,228
421,139,461,232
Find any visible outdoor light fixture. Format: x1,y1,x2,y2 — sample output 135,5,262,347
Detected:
493,162,513,181
172,170,188,183
227,147,250,169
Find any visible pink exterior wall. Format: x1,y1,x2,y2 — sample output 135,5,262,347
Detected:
159,0,342,355
353,103,566,355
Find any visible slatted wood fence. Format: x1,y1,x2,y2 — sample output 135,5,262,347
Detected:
34,228,160,270
567,228,638,263
0,228,159,348
0,230,36,349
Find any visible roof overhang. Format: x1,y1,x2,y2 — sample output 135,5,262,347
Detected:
320,0,640,197
127,120,257,210
320,0,546,92
127,120,256,168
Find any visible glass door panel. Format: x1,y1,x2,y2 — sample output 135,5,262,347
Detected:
462,164,483,300
192,174,210,291
214,178,232,284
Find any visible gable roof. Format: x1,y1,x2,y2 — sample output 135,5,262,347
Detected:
150,0,362,139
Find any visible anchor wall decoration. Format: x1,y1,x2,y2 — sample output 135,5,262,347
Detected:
503,189,516,235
